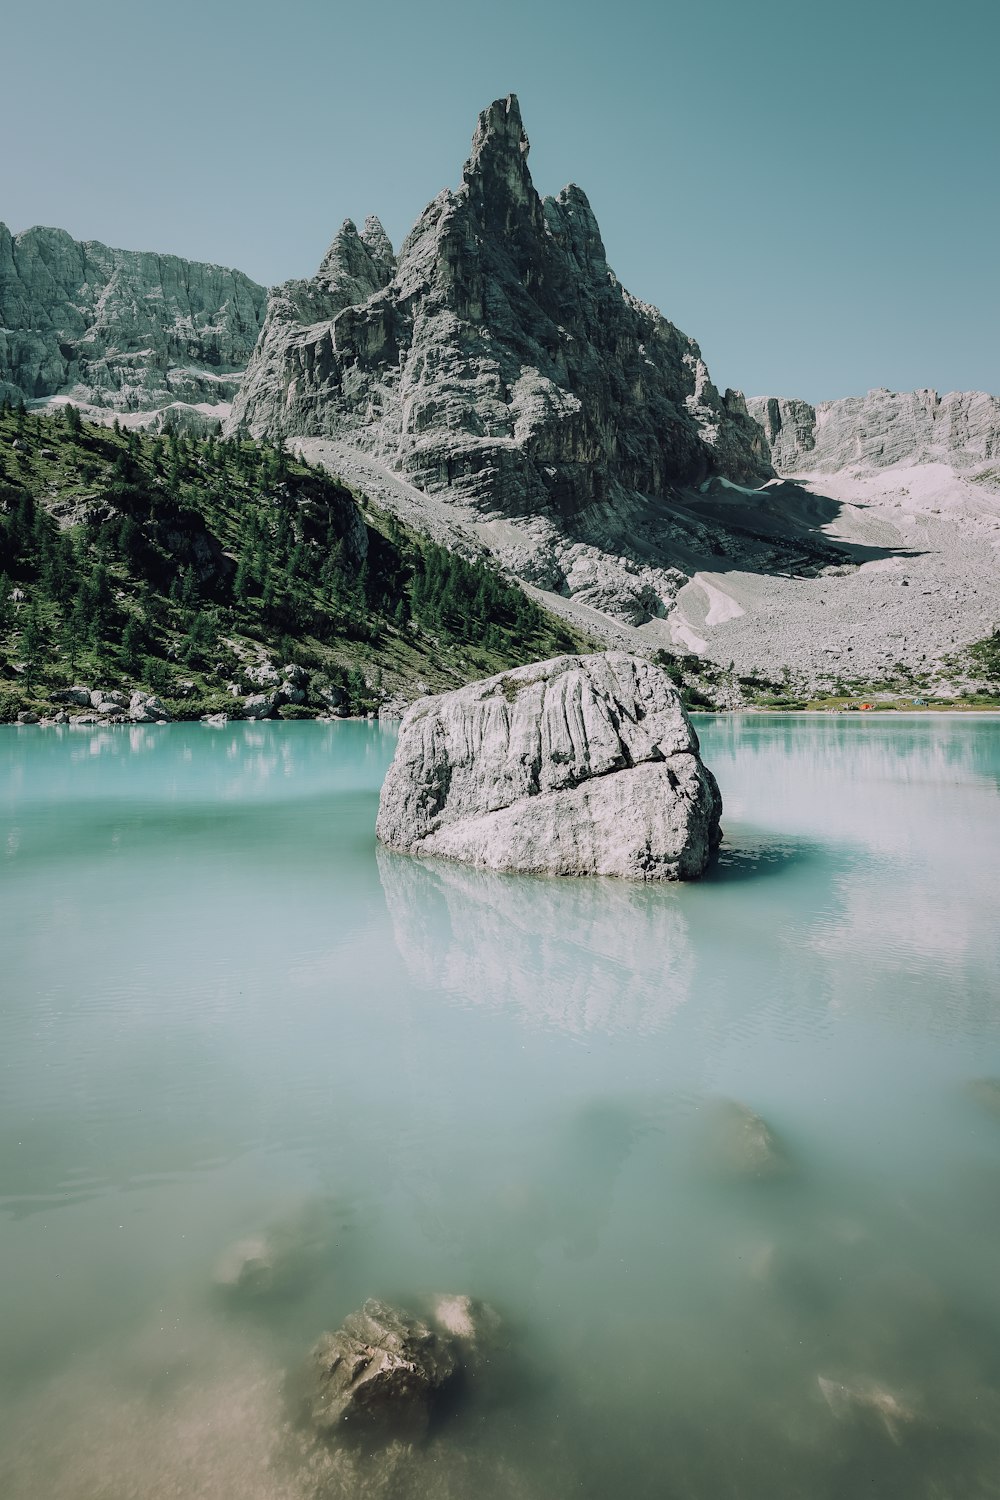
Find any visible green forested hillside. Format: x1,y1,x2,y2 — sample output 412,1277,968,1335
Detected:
0,403,585,720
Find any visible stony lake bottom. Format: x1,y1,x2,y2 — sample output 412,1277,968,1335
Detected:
2,715,1000,1500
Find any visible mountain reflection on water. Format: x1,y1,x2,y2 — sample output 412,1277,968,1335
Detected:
1,715,999,1500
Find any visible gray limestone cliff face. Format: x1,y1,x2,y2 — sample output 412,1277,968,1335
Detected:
376,653,722,881
230,96,769,511
747,389,1000,474
0,224,268,411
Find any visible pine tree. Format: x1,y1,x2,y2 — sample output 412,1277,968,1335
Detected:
0,573,13,634
233,555,252,605
19,605,46,689
121,614,145,671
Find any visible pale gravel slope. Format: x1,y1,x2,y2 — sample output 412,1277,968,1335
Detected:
300,438,1000,689
686,463,1000,686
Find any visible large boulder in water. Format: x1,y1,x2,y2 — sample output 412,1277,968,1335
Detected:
376,653,722,880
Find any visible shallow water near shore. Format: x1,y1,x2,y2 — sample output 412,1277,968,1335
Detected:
2,715,1000,1499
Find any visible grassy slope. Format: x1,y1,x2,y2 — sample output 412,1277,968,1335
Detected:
0,405,588,720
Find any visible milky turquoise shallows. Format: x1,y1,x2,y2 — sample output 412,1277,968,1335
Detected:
2,717,999,1498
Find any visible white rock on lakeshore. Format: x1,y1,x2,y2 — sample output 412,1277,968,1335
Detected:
129,691,170,723
376,653,722,880
242,691,279,720
50,686,94,707
90,689,128,710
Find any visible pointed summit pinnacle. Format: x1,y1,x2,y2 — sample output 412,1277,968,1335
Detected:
316,217,393,304
461,94,540,238
361,215,395,270
465,94,529,178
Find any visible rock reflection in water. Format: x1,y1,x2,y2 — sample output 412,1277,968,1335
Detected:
376,848,694,1038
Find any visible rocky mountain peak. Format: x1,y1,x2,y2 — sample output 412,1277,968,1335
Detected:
0,222,267,414
361,214,395,271
228,96,770,624
460,93,540,245
316,217,393,308
543,183,609,277
464,93,530,177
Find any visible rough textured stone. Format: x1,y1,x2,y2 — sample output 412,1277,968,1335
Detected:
376,653,722,880
242,691,279,720
229,95,768,518
128,691,170,723
90,688,127,709
306,1299,460,1441
304,1295,505,1445
747,388,1000,474
0,223,267,413
50,685,93,706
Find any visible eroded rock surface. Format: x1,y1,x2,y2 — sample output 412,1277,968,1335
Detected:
376,653,722,880
304,1295,501,1443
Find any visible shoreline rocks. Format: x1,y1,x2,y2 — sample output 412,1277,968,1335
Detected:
376,653,722,880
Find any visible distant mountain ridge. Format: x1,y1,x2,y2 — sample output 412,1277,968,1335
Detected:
747,389,1000,476
0,223,267,414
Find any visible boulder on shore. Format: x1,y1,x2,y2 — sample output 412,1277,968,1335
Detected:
50,686,93,707
243,691,279,720
129,691,170,723
376,653,722,880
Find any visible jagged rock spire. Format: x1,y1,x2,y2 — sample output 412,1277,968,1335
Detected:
464,94,530,175
231,90,771,531
361,215,395,270
461,93,543,247
317,218,362,281
317,218,394,306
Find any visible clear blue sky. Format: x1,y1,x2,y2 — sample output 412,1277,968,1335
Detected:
4,0,996,403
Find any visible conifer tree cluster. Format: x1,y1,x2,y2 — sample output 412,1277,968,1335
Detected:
0,400,581,719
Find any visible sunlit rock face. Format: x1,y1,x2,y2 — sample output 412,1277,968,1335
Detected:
229,95,769,510
376,652,722,880
0,224,267,411
747,388,1000,474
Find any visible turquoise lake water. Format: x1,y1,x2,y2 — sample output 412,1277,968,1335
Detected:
2,715,1000,1499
